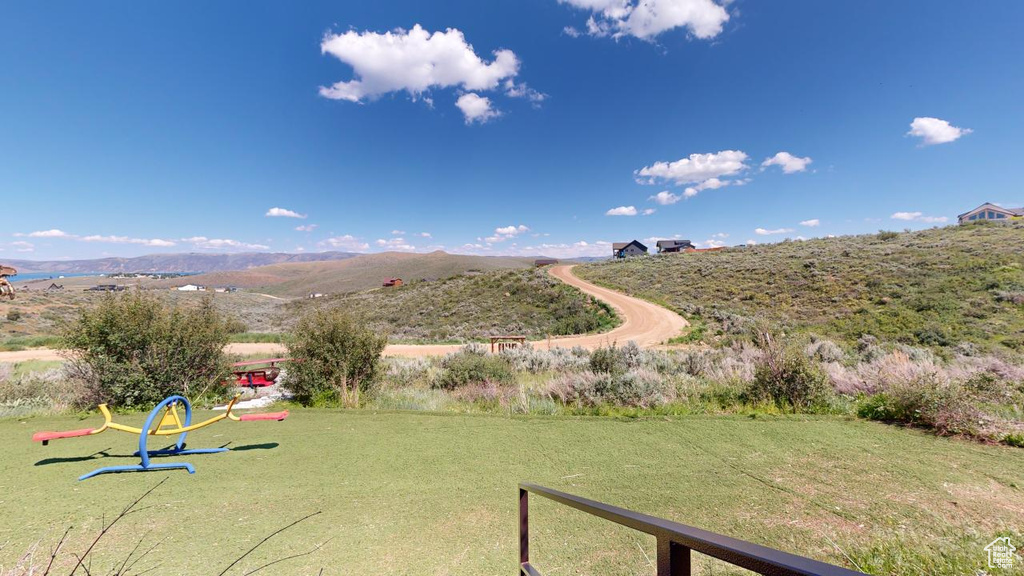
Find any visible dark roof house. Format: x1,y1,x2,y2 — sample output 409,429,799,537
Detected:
534,259,559,267
612,240,648,258
655,239,695,253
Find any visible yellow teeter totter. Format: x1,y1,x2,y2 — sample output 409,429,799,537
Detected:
32,394,288,481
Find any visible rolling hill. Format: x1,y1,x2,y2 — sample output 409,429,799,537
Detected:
161,251,539,297
576,222,1024,354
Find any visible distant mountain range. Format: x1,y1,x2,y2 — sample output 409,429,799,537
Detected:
2,251,360,274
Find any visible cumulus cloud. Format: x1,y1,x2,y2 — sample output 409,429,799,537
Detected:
605,205,638,216
558,0,730,41
642,208,656,216
800,219,820,227
907,117,972,146
649,190,682,205
27,229,71,238
295,224,318,232
636,151,748,191
418,232,432,238
456,93,501,124
183,237,269,251
762,152,812,174
485,224,530,243
12,241,34,252
265,207,306,219
891,211,948,223
319,24,529,124
375,237,416,251
754,227,794,236
319,235,370,251
82,235,176,247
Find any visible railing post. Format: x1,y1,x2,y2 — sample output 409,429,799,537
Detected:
519,488,529,567
656,537,691,576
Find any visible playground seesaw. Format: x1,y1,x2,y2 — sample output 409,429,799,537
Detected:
32,394,288,481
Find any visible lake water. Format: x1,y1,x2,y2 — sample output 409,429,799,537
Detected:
12,272,98,281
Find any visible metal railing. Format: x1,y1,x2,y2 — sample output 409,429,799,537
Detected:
519,483,866,576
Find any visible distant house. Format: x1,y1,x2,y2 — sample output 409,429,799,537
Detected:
87,284,126,292
612,240,648,258
176,284,206,292
383,278,403,287
307,292,325,299
46,283,64,291
958,202,1024,224
534,258,559,267
655,239,695,253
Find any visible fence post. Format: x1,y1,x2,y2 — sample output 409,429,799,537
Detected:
519,488,529,568
657,537,691,576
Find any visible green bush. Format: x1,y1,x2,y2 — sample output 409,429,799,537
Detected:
434,346,514,390
745,331,829,410
284,308,388,407
856,377,982,436
60,291,232,408
6,309,22,322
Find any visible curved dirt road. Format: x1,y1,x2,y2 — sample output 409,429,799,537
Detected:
0,266,686,361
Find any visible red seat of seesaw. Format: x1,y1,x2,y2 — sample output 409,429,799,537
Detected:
33,428,94,445
239,411,289,421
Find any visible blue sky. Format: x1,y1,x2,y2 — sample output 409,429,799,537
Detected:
2,1,1022,260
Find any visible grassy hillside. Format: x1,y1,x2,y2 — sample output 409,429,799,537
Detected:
577,222,1024,354
283,267,618,342
160,251,537,297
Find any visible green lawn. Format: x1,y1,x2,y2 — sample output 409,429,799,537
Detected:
2,410,1022,574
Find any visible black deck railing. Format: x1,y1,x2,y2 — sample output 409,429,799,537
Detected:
519,483,866,576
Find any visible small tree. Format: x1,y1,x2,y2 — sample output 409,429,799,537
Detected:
285,308,387,407
60,291,232,408
745,329,830,411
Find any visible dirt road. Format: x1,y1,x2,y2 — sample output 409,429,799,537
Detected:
0,266,686,362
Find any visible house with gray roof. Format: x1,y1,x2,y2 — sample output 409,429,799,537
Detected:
958,202,1024,224
612,240,648,258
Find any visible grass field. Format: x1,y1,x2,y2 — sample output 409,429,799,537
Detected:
3,410,1022,574
578,223,1024,355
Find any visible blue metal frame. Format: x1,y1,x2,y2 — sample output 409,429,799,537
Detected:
78,395,228,481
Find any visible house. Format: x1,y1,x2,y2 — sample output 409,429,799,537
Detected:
46,283,64,291
307,292,325,299
655,239,695,253
534,258,559,267
87,284,126,292
612,240,648,258
176,284,206,292
958,202,1024,224
383,278,403,287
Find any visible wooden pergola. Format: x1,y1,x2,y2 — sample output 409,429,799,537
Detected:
490,336,526,353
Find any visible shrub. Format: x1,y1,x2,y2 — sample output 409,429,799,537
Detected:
856,376,983,436
547,368,673,408
746,331,829,410
285,308,388,407
60,291,232,408
434,345,514,390
805,338,846,363
6,309,22,321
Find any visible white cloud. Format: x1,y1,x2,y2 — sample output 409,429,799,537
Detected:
12,241,34,252
319,24,521,114
800,219,820,227
375,237,416,251
891,211,948,223
642,208,656,216
559,0,730,41
745,239,757,246
295,224,319,232
907,117,972,146
318,235,369,251
391,230,406,235
762,151,812,174
754,227,794,236
265,207,306,219
82,235,176,247
503,79,547,104
456,93,501,124
485,224,530,243
605,205,638,216
418,232,432,238
183,236,270,251
27,229,71,238
636,150,748,187
649,190,682,205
